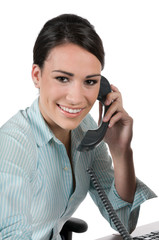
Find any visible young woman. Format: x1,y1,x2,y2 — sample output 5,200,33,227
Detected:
0,14,156,240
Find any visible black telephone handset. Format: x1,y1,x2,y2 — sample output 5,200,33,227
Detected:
77,76,111,152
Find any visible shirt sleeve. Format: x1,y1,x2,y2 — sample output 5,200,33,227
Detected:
0,120,37,239
89,141,157,233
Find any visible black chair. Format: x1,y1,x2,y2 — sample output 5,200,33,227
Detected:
60,217,88,240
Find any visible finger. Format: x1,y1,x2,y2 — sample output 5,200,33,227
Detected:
105,91,122,106
103,101,122,122
110,84,120,92
108,112,123,128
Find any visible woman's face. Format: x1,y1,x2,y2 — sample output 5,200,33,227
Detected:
32,43,102,132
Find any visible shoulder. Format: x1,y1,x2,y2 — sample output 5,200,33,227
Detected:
0,110,37,176
0,109,36,147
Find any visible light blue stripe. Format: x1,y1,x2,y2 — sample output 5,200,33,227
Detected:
0,98,156,239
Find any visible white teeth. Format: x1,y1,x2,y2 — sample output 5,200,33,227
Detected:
59,105,82,113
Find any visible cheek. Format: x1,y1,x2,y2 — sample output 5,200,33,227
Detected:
87,88,100,106
40,80,62,99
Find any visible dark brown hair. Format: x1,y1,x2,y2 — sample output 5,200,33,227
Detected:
33,14,105,70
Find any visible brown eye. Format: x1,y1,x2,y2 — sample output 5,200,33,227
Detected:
85,79,98,85
56,76,69,83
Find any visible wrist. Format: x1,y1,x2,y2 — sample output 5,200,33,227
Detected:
113,148,136,203
111,146,133,164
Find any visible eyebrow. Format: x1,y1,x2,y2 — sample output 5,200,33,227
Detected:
52,70,101,78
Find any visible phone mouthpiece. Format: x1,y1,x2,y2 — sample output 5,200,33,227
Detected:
77,121,109,152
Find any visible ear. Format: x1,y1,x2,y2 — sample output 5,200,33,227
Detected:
32,64,42,88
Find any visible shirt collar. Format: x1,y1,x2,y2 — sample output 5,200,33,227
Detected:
27,98,62,147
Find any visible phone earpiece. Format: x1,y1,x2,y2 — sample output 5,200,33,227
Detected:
77,76,111,152
97,76,111,104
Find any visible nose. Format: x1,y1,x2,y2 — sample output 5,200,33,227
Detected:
66,82,84,106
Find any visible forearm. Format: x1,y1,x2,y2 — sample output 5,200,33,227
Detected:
113,147,136,203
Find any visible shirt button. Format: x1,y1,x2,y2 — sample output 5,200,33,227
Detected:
64,166,68,171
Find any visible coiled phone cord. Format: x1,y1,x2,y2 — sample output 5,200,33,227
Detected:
87,168,133,240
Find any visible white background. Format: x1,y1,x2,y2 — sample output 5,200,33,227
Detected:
0,1,159,239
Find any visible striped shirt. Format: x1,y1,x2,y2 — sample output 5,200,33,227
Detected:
0,98,156,240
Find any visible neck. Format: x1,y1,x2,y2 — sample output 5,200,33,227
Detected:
54,128,70,143
53,127,71,156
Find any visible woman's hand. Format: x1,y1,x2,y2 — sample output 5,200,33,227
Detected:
99,84,133,159
99,84,136,203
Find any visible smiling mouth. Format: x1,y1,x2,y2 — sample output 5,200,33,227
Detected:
57,104,83,114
